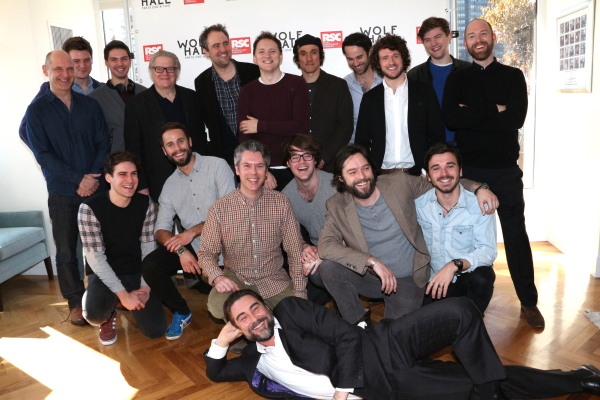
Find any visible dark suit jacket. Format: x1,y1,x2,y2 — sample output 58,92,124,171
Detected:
194,60,260,162
204,297,393,400
319,172,432,288
355,77,445,175
124,85,206,200
309,70,354,172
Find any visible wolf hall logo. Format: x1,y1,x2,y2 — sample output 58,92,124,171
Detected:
359,25,398,43
141,0,171,9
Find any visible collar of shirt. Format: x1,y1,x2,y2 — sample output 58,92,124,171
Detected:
256,317,282,354
174,152,202,177
382,73,408,97
72,76,94,95
349,71,382,89
471,57,498,72
422,183,468,212
259,71,285,85
234,187,265,207
212,59,240,82
152,84,179,100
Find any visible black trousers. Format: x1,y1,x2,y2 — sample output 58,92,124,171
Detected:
421,267,496,313
381,298,585,399
141,245,195,315
462,165,538,306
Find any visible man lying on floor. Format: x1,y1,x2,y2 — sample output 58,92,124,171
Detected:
204,289,600,400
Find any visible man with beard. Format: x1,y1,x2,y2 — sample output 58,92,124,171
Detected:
408,17,471,143
142,122,234,340
442,19,544,328
205,290,600,400
194,24,260,167
342,33,383,142
90,40,147,152
416,143,497,313
318,144,497,324
293,34,353,172
354,34,445,176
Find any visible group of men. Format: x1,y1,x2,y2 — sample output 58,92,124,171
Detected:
21,14,576,399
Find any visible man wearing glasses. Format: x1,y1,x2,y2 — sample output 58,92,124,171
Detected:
124,50,207,202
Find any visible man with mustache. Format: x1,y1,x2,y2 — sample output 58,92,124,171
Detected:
355,34,445,176
205,290,600,400
416,143,497,313
141,122,234,340
342,33,383,142
442,19,544,328
317,144,497,324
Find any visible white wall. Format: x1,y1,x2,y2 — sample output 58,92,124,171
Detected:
0,0,104,275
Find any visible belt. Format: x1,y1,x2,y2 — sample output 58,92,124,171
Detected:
380,168,410,174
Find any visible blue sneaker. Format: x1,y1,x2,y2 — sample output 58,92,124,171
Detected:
166,311,192,340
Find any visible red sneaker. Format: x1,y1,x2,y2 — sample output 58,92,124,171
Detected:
99,310,117,345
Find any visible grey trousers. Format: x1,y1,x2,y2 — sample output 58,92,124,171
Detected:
319,260,424,323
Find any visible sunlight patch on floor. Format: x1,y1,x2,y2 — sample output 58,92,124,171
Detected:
0,326,137,400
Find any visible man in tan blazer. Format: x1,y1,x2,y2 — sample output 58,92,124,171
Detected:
318,144,497,324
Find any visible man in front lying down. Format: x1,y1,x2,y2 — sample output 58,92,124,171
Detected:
204,289,600,400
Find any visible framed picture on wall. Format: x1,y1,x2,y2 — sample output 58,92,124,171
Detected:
557,0,594,93
46,21,74,51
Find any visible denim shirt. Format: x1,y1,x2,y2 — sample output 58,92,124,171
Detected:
344,71,383,142
26,89,111,196
72,76,95,95
415,184,497,281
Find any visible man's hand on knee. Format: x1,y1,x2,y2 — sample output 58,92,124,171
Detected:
214,276,240,293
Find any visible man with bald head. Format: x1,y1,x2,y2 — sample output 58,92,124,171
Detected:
442,19,543,328
26,50,111,325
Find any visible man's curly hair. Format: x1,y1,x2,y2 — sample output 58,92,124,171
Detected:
370,34,411,77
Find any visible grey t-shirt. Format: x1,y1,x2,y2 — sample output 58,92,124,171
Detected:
282,170,336,246
356,194,415,278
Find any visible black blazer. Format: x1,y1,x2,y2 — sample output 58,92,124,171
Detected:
194,60,260,161
205,297,393,400
355,77,445,175
309,70,354,172
124,85,206,200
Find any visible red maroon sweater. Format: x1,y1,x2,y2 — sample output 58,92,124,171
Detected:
237,73,310,166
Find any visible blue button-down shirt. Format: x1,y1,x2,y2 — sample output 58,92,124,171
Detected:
72,76,96,95
26,89,111,196
415,184,497,281
344,71,383,143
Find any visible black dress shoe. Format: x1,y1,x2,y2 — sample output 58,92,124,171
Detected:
468,381,509,400
577,364,600,395
191,279,212,295
521,305,545,328
367,298,384,306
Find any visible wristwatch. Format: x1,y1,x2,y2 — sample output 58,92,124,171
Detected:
474,183,490,196
176,247,186,257
453,259,464,275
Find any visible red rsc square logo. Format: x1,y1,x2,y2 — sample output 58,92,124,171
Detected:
416,27,423,44
231,37,251,55
184,0,204,3
321,31,343,49
143,44,163,62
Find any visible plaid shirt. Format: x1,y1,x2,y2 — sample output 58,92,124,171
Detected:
78,200,156,252
212,63,241,136
198,188,307,299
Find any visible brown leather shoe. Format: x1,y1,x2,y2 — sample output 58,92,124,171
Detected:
70,307,88,326
521,305,545,328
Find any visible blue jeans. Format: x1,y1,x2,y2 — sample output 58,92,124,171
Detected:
48,193,86,308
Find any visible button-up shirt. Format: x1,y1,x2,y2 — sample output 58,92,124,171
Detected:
415,184,497,281
207,318,361,399
212,61,242,135
344,71,383,142
26,89,110,195
155,153,235,252
199,188,307,299
382,75,414,169
72,76,96,95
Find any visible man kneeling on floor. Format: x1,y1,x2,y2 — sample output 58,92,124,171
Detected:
79,151,166,345
205,289,600,400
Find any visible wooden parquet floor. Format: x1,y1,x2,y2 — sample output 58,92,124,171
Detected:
1,242,600,399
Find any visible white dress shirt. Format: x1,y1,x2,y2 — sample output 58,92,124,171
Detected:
207,318,361,399
382,74,415,169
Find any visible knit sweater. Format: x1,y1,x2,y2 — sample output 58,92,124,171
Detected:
442,59,528,168
237,73,310,166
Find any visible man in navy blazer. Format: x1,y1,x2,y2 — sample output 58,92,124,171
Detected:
355,34,445,176
205,289,600,400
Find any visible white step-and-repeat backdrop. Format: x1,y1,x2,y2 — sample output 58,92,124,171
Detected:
130,0,449,89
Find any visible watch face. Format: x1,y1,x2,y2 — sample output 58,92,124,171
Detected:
177,247,185,255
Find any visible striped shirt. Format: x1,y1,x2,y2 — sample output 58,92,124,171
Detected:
198,188,307,299
212,63,241,136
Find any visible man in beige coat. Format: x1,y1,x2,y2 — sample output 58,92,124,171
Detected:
318,144,497,323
